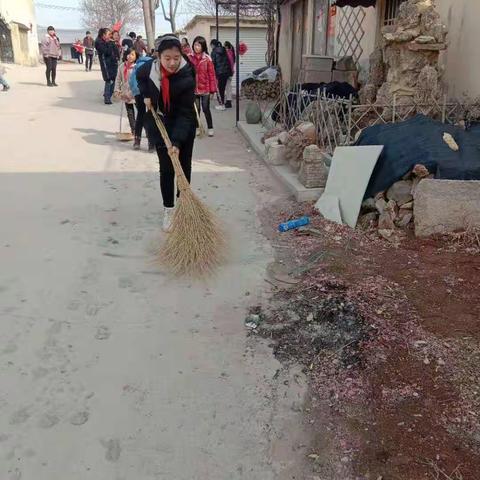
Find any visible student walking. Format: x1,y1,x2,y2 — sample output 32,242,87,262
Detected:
134,36,148,57
73,40,84,64
181,37,192,56
41,26,62,87
210,39,232,111
95,28,119,104
83,31,95,71
137,35,196,232
224,41,236,109
189,36,217,137
122,32,136,51
114,48,138,137
129,55,155,151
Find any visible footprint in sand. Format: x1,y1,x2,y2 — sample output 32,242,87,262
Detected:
38,413,59,429
95,326,110,340
9,407,30,425
102,439,121,462
70,411,89,426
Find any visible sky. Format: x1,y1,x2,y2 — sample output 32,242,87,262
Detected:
35,0,192,33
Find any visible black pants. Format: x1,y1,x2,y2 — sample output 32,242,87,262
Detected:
45,57,58,84
125,103,136,133
103,80,114,102
195,94,213,129
78,53,83,64
156,131,195,208
85,53,93,71
217,74,229,104
134,95,149,140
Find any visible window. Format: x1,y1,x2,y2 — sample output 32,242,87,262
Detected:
383,0,406,26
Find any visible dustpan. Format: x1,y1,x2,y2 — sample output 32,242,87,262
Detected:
116,102,134,142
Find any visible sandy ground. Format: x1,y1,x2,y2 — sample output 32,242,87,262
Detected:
0,63,312,480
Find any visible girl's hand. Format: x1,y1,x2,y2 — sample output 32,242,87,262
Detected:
168,146,179,157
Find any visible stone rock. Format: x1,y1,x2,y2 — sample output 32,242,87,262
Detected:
369,49,385,87
413,164,430,178
359,84,378,104
264,136,280,151
387,180,414,205
402,201,414,210
414,179,480,236
375,198,388,214
443,132,459,151
299,160,328,188
378,211,395,230
358,212,378,230
266,143,286,166
395,210,413,228
303,144,323,163
385,199,399,220
362,198,376,212
245,102,262,124
278,131,290,145
293,122,316,142
415,35,436,44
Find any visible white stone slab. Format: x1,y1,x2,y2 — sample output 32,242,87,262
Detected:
315,146,383,228
316,194,343,224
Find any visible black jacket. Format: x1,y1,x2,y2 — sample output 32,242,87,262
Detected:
95,37,119,82
137,58,196,148
211,46,232,78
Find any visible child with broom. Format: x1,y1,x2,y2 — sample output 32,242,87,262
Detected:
189,36,217,137
137,35,196,232
114,48,138,138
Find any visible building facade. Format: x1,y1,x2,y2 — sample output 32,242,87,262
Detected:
278,0,480,97
0,0,38,65
183,15,269,85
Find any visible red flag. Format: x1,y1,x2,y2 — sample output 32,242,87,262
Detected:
112,20,122,32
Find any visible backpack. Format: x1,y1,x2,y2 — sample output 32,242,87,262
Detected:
129,56,153,97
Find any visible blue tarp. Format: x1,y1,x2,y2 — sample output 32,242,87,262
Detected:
355,115,480,198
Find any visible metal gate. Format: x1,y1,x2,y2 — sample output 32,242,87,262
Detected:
0,17,14,63
335,6,366,66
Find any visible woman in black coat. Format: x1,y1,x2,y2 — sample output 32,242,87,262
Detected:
137,35,196,232
95,28,120,104
210,39,233,111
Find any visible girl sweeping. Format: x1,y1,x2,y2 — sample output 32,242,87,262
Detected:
114,48,138,139
137,35,196,232
189,36,217,137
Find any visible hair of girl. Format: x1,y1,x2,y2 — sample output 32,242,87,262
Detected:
122,47,138,63
192,36,208,55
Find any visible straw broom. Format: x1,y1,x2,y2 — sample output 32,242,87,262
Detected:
150,108,226,277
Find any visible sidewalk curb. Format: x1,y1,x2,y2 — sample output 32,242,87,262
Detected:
237,121,324,202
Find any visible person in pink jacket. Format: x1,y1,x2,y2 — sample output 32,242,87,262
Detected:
41,26,62,87
189,36,217,137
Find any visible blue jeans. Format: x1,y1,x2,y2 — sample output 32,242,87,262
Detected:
0,74,9,89
103,80,114,102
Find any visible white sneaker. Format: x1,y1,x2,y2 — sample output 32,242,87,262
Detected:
215,105,226,111
208,129,214,137
196,128,200,136
163,207,175,233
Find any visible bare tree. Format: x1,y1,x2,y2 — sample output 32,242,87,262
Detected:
81,0,143,32
142,0,156,49
159,0,181,33
184,0,232,16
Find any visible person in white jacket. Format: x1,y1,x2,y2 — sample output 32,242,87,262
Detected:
41,26,62,86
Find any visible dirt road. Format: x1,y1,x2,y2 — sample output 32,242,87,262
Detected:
0,64,311,479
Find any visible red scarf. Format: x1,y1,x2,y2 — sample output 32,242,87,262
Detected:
123,62,134,81
161,65,172,112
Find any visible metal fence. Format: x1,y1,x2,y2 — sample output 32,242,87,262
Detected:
273,88,468,155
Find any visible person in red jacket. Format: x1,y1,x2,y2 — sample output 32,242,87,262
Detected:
189,36,217,137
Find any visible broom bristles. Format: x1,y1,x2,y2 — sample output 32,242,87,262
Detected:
158,189,227,277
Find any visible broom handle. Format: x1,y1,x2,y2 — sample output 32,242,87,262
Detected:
150,108,190,192
119,102,123,134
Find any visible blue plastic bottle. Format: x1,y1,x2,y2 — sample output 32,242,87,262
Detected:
278,216,310,232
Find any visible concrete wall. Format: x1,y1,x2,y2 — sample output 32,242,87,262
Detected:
435,0,480,98
0,0,38,65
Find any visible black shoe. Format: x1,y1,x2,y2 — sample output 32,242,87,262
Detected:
2,85,10,91
104,99,113,105
47,82,53,87
52,82,58,87
225,100,232,108
133,137,141,150
148,144,155,153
